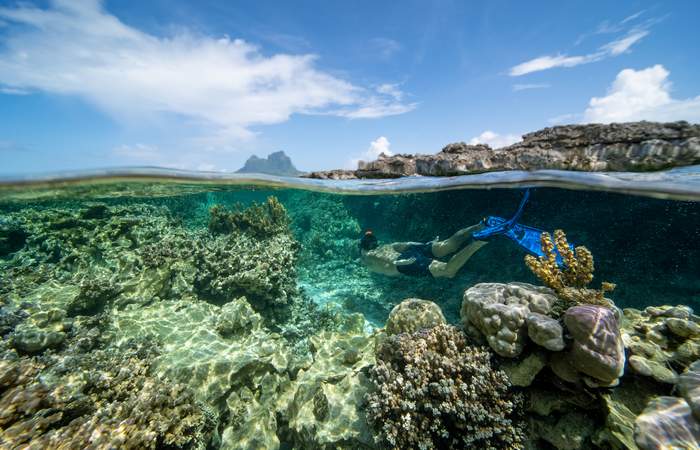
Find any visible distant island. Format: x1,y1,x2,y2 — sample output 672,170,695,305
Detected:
236,151,304,176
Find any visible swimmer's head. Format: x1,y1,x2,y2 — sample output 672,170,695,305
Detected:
359,229,378,252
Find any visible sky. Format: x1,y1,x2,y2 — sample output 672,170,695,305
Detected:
0,0,699,174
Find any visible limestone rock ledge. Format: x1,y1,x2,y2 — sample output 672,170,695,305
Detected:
306,121,700,179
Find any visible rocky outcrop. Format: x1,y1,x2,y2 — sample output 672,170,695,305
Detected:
306,121,700,179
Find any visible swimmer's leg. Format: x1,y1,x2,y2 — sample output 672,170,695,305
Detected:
431,223,483,258
429,240,488,278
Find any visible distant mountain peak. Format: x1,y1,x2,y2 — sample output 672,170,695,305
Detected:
236,151,304,176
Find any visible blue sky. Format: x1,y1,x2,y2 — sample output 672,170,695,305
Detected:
1,0,699,174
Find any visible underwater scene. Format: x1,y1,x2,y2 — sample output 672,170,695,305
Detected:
1,175,699,450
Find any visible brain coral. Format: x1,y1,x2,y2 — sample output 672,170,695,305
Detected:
366,324,525,450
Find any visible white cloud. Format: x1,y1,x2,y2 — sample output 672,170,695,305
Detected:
0,0,414,148
512,83,550,92
346,136,393,169
367,136,392,158
584,65,700,123
510,54,594,77
469,131,521,148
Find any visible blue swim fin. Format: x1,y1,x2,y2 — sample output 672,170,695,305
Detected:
472,189,570,266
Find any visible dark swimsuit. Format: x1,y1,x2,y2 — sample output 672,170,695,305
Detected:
395,243,434,277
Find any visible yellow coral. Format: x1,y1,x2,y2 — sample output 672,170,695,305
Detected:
525,230,615,313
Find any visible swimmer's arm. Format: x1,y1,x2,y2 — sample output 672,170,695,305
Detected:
394,257,416,266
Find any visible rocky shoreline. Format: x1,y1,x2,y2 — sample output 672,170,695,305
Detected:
306,121,700,179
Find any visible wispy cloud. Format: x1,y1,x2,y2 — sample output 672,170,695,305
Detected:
376,83,404,100
574,10,647,45
0,86,29,95
510,54,595,77
510,11,657,77
512,83,550,92
601,30,649,56
369,37,401,59
621,10,646,25
0,0,414,148
334,85,417,119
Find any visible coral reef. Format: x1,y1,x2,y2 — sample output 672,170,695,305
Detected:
366,324,525,450
193,231,299,319
561,305,625,387
109,294,375,450
634,396,700,450
628,354,700,450
0,346,211,449
461,282,559,357
279,323,377,449
525,229,615,313
621,305,700,384
208,196,290,238
384,298,446,335
2,183,699,450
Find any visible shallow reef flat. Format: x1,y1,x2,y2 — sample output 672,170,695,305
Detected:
1,187,699,449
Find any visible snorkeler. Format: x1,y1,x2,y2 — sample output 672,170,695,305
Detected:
359,189,569,279
359,226,488,279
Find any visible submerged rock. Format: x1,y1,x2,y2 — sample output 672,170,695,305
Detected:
634,396,700,450
679,361,700,421
384,298,445,335
531,411,596,450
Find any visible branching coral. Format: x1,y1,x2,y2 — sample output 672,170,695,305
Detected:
366,324,525,450
0,346,211,449
525,229,615,313
194,232,299,319
208,196,290,238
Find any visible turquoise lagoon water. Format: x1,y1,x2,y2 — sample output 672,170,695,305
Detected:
1,166,699,449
